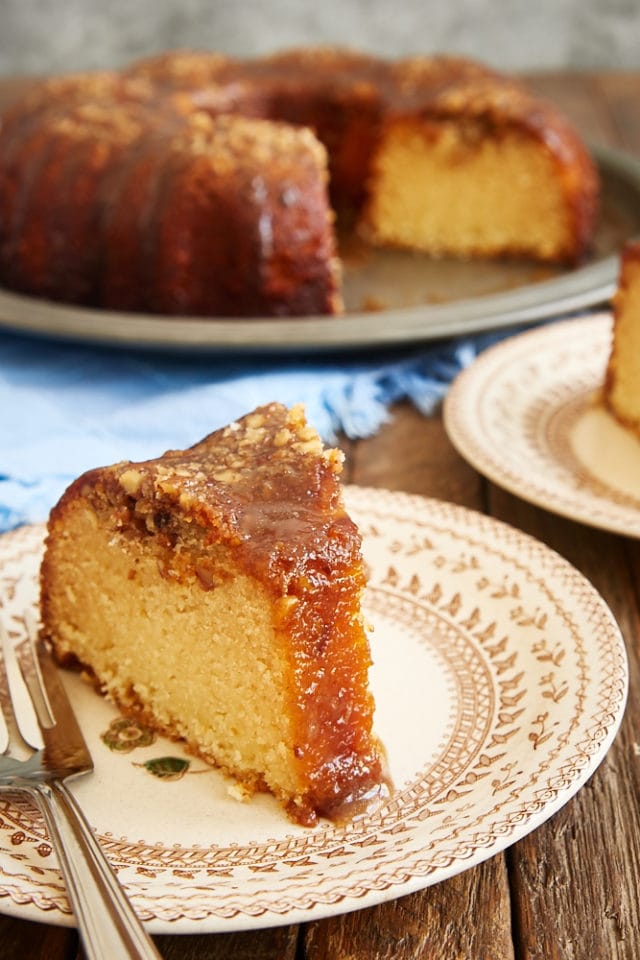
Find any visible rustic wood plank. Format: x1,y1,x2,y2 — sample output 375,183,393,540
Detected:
154,925,299,960
595,74,640,156
0,913,77,959
303,855,515,960
349,401,484,507
624,536,640,605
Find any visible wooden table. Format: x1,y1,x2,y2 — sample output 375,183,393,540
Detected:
1,69,640,959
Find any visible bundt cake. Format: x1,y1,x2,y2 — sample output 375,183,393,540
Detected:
0,72,342,317
39,402,386,826
604,241,640,435
0,47,600,318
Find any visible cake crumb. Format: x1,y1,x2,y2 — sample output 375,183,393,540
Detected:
227,781,252,803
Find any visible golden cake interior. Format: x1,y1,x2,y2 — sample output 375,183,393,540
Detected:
363,118,577,261
40,403,385,825
605,243,640,434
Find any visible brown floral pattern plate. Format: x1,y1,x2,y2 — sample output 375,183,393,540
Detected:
0,488,627,933
444,312,640,538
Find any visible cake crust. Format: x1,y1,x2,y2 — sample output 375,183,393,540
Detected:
0,47,599,317
40,403,386,825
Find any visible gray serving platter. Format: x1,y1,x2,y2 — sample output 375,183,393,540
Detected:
0,144,637,353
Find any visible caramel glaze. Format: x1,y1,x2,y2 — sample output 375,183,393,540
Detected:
129,47,600,258
0,47,599,317
41,403,386,826
0,70,342,317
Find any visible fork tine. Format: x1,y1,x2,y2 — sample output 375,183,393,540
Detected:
0,617,43,752
22,618,94,776
22,611,54,729
39,648,93,774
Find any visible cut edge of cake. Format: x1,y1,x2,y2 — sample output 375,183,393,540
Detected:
39,402,389,826
604,241,640,436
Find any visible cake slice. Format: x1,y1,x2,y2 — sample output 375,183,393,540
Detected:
604,241,640,435
39,403,385,825
360,65,599,264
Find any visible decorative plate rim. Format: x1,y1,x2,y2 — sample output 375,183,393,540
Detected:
0,488,628,933
443,311,640,538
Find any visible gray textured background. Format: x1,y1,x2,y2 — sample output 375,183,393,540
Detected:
0,0,639,77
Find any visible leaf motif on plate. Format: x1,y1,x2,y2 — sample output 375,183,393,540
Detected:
137,756,192,781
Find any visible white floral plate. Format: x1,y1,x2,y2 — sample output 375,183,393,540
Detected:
444,312,640,538
0,488,627,934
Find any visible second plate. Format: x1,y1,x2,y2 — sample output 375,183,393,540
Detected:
443,312,640,537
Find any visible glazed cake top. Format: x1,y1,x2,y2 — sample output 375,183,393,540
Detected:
60,402,361,597
5,46,595,161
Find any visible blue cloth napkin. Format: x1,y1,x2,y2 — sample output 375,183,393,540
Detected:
0,322,535,533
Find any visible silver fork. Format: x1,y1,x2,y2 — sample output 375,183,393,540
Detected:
0,614,163,959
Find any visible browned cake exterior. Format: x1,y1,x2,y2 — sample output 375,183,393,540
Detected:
0,76,165,306
129,48,599,263
223,48,388,211
0,47,600,316
128,47,386,210
0,70,342,317
100,111,341,317
40,403,385,825
604,241,640,434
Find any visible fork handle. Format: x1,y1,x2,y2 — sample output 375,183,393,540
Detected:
30,779,163,960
